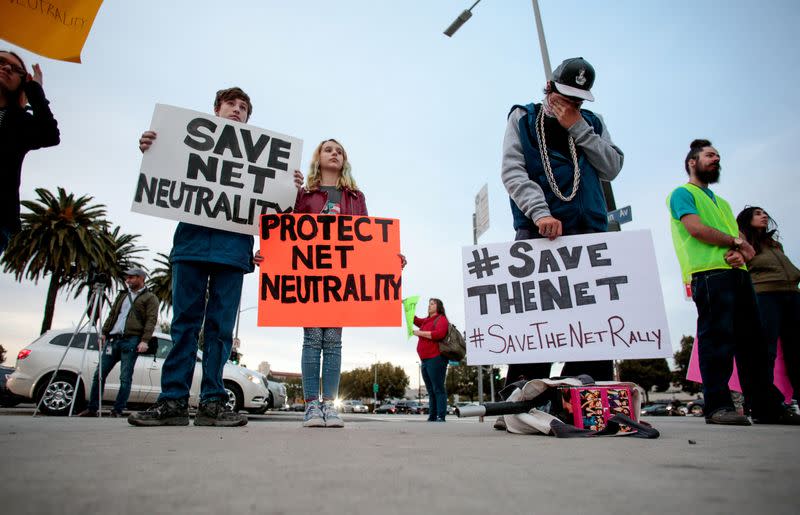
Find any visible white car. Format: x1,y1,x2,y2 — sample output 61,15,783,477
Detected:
341,399,369,413
7,329,269,416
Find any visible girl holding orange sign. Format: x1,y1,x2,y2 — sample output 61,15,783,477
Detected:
293,139,369,428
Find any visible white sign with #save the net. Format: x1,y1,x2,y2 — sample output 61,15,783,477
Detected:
462,230,671,365
131,104,303,235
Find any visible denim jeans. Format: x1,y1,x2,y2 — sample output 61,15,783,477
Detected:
757,291,800,395
301,327,342,401
421,355,448,420
692,268,784,419
87,335,139,412
159,261,243,403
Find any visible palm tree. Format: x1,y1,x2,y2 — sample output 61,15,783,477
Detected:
147,252,172,313
68,225,147,322
2,187,112,334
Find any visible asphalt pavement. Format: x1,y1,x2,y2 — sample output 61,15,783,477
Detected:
0,408,797,515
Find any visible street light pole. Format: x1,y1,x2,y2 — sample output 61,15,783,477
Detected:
366,352,378,410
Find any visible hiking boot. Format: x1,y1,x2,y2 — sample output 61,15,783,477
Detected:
303,400,325,428
128,399,189,427
705,408,751,426
322,401,344,428
194,399,248,427
76,409,98,417
493,416,507,431
753,408,800,425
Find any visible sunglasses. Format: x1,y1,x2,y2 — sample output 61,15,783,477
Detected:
0,55,26,76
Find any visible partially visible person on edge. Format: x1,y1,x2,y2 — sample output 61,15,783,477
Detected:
129,87,303,428
736,206,800,397
667,139,799,425
78,269,159,418
413,298,450,422
278,139,406,428
0,50,60,254
497,57,623,429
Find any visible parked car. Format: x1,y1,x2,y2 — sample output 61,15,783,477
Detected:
0,365,26,407
267,380,287,411
640,403,670,416
374,402,398,414
289,402,305,412
6,329,269,416
341,399,369,413
395,400,428,414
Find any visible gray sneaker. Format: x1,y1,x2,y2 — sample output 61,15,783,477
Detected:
128,399,189,427
303,400,325,428
706,408,751,426
195,399,248,427
322,401,344,428
493,416,507,431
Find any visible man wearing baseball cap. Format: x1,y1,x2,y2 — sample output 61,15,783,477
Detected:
78,268,159,417
497,57,624,420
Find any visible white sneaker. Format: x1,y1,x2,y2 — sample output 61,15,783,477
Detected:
322,401,344,428
302,401,325,428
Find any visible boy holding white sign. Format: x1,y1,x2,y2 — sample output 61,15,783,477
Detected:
129,87,303,427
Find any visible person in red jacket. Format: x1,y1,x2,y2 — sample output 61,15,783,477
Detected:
414,298,450,421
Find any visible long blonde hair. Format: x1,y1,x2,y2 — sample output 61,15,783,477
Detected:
306,139,359,191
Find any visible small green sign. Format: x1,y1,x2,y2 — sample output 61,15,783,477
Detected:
373,383,379,393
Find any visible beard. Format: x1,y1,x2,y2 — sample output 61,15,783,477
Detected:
695,164,720,184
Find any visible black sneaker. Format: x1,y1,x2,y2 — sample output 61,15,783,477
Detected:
705,408,751,426
753,409,800,425
128,399,189,426
194,399,248,427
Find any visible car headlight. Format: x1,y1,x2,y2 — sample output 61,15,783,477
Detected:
241,372,261,384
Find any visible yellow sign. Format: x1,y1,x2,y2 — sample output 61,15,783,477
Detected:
0,0,103,63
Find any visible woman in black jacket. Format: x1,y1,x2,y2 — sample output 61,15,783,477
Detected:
0,50,60,254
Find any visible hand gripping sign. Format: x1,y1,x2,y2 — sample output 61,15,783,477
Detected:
132,104,302,235
462,230,672,365
258,214,402,327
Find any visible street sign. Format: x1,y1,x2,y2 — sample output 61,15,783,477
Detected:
607,205,632,225
373,383,379,393
474,183,489,239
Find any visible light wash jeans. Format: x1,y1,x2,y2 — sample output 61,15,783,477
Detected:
301,328,342,401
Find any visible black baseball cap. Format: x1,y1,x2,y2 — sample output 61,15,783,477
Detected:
552,57,596,102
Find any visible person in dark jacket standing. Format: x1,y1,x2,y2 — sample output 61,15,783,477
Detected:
497,58,624,418
129,87,303,428
0,50,60,254
413,298,450,422
78,268,159,417
737,206,800,397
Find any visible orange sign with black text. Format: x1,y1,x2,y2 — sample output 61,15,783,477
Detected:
258,214,402,327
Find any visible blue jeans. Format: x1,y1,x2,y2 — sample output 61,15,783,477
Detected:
757,291,800,395
159,261,243,403
421,355,448,420
691,268,784,419
301,328,342,401
87,335,139,412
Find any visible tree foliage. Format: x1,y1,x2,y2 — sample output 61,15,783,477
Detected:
147,252,173,313
445,362,501,401
0,344,6,364
619,358,672,402
2,188,115,334
339,362,409,400
672,335,702,394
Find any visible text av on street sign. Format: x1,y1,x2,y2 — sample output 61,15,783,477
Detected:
607,205,633,225
258,214,402,327
132,104,303,235
461,230,671,365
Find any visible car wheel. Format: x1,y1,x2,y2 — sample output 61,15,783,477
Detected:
690,405,704,416
35,373,85,416
267,391,274,410
223,381,243,412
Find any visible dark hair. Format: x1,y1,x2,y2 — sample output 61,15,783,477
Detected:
684,139,712,175
0,50,27,105
214,87,252,121
430,298,446,316
736,206,780,254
